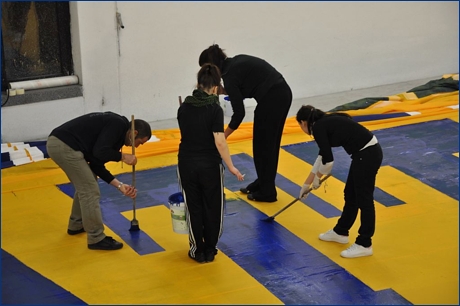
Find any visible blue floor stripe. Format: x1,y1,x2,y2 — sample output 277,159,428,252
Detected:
374,119,458,200
219,199,412,305
1,249,86,305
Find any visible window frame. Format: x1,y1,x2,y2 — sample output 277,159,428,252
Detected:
1,2,74,92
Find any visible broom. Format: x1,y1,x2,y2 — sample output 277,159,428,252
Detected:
129,115,140,231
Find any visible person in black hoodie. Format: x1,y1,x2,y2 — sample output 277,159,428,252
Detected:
178,63,244,263
46,112,151,250
198,44,292,203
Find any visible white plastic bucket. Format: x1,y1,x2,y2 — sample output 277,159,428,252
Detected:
224,100,233,117
219,95,233,117
168,192,188,234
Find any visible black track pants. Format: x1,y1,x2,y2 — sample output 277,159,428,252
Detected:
177,161,225,256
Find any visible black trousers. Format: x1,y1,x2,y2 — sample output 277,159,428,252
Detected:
252,80,292,196
177,161,225,256
333,143,383,247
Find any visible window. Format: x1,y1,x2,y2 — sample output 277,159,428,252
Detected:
1,1,73,92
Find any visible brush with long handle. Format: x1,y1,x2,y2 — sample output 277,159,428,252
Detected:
129,115,140,231
261,174,331,222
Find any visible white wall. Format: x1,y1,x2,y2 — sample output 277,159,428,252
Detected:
1,1,458,142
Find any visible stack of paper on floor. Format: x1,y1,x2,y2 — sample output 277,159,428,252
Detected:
1,142,45,166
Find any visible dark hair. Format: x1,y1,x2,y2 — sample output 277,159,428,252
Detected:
131,119,152,140
198,44,227,71
197,63,221,91
296,105,351,134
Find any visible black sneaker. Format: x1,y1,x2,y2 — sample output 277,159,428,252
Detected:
188,251,206,263
239,187,251,194
240,180,260,194
205,249,218,262
67,228,85,235
247,192,277,203
88,236,123,250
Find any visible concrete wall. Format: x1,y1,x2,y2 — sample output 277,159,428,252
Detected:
1,1,458,142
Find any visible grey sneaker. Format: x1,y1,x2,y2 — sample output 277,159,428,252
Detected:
319,229,349,244
340,243,373,258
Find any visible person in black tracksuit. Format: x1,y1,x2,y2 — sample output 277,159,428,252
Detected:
199,44,292,203
46,112,152,250
177,64,244,263
296,105,383,258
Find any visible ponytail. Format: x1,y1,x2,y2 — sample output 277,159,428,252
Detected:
197,63,221,91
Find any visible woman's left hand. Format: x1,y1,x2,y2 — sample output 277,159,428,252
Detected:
229,166,245,181
312,175,321,189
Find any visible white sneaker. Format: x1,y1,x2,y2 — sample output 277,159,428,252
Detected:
340,243,373,258
319,229,349,244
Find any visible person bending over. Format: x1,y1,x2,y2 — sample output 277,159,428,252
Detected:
47,112,151,251
199,44,292,203
296,105,383,258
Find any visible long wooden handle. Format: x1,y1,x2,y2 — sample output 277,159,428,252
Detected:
131,115,135,188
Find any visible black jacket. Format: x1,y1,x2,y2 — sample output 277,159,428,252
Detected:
222,55,284,130
49,112,129,183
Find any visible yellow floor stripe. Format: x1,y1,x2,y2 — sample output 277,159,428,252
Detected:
2,186,282,304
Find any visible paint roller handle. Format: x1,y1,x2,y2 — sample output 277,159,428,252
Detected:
131,115,136,189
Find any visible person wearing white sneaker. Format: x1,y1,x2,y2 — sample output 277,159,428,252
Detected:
296,105,383,258
341,243,373,258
